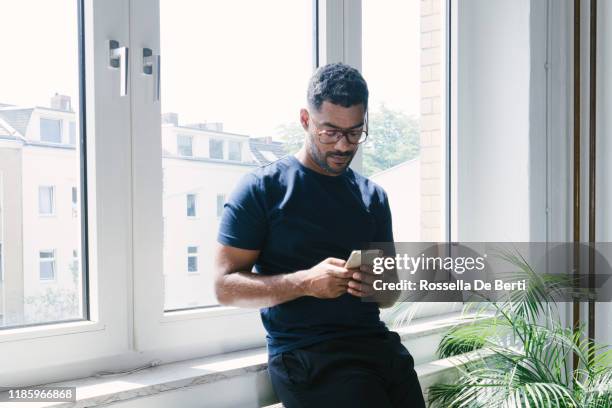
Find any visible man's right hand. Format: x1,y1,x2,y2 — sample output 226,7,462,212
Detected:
297,257,352,299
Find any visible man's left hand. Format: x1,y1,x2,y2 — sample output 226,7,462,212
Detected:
347,264,377,298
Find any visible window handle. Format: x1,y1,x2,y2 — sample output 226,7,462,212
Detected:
109,40,129,97
143,48,161,102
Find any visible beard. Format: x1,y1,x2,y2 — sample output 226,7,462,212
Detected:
308,134,356,175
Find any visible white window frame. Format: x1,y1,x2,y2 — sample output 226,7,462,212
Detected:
38,249,57,281
0,0,133,388
38,185,55,216
130,0,462,358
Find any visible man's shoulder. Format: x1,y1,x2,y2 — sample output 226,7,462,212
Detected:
248,155,297,186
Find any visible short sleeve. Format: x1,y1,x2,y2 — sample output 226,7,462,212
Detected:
217,172,268,250
373,190,394,243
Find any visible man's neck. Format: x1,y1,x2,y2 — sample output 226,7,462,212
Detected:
294,148,344,177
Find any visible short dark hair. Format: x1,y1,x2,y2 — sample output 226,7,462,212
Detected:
307,63,369,111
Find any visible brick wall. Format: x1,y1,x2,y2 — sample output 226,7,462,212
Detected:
420,0,444,241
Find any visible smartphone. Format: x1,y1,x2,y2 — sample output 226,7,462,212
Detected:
345,249,383,269
345,250,362,269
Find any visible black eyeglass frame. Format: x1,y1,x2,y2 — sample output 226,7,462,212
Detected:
309,110,369,145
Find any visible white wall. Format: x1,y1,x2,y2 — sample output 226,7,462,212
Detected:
162,158,255,309
21,146,81,301
370,158,421,241
454,0,540,241
595,0,612,347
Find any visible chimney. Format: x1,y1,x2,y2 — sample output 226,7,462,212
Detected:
50,93,72,111
185,122,224,132
162,112,179,126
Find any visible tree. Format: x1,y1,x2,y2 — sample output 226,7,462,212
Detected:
276,121,305,155
362,103,420,176
274,104,420,177
23,259,82,324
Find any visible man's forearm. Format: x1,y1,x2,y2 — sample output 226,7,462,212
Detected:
215,270,307,308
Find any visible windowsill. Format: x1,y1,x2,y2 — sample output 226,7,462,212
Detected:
4,312,487,407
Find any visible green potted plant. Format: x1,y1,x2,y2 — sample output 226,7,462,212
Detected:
426,250,612,407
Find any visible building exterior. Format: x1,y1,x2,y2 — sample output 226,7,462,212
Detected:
163,116,251,309
0,100,287,325
0,96,81,326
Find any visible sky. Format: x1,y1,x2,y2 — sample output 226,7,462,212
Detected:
0,0,421,137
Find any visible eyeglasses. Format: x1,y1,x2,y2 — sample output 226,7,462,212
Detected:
309,115,368,145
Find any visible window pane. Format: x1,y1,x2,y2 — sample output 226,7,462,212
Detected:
38,186,54,215
40,118,62,143
216,194,225,218
363,0,447,242
177,134,192,157
161,0,312,310
187,247,198,273
228,141,242,161
209,139,224,160
186,194,196,217
39,251,55,280
69,121,76,145
0,1,85,327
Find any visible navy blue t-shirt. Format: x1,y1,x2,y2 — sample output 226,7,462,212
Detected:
217,155,394,356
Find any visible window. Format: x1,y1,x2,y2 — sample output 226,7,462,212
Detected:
157,0,313,313
0,0,132,382
228,141,242,161
209,139,224,159
71,249,79,277
69,121,76,145
39,250,56,281
0,242,3,281
216,194,225,218
363,0,447,242
40,118,62,143
38,186,55,215
177,134,193,157
186,193,197,217
187,246,198,273
0,0,90,334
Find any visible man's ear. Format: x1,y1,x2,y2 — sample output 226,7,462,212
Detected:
299,108,309,132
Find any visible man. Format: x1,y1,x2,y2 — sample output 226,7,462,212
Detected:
214,63,425,407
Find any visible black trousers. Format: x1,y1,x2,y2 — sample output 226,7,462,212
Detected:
267,331,426,408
